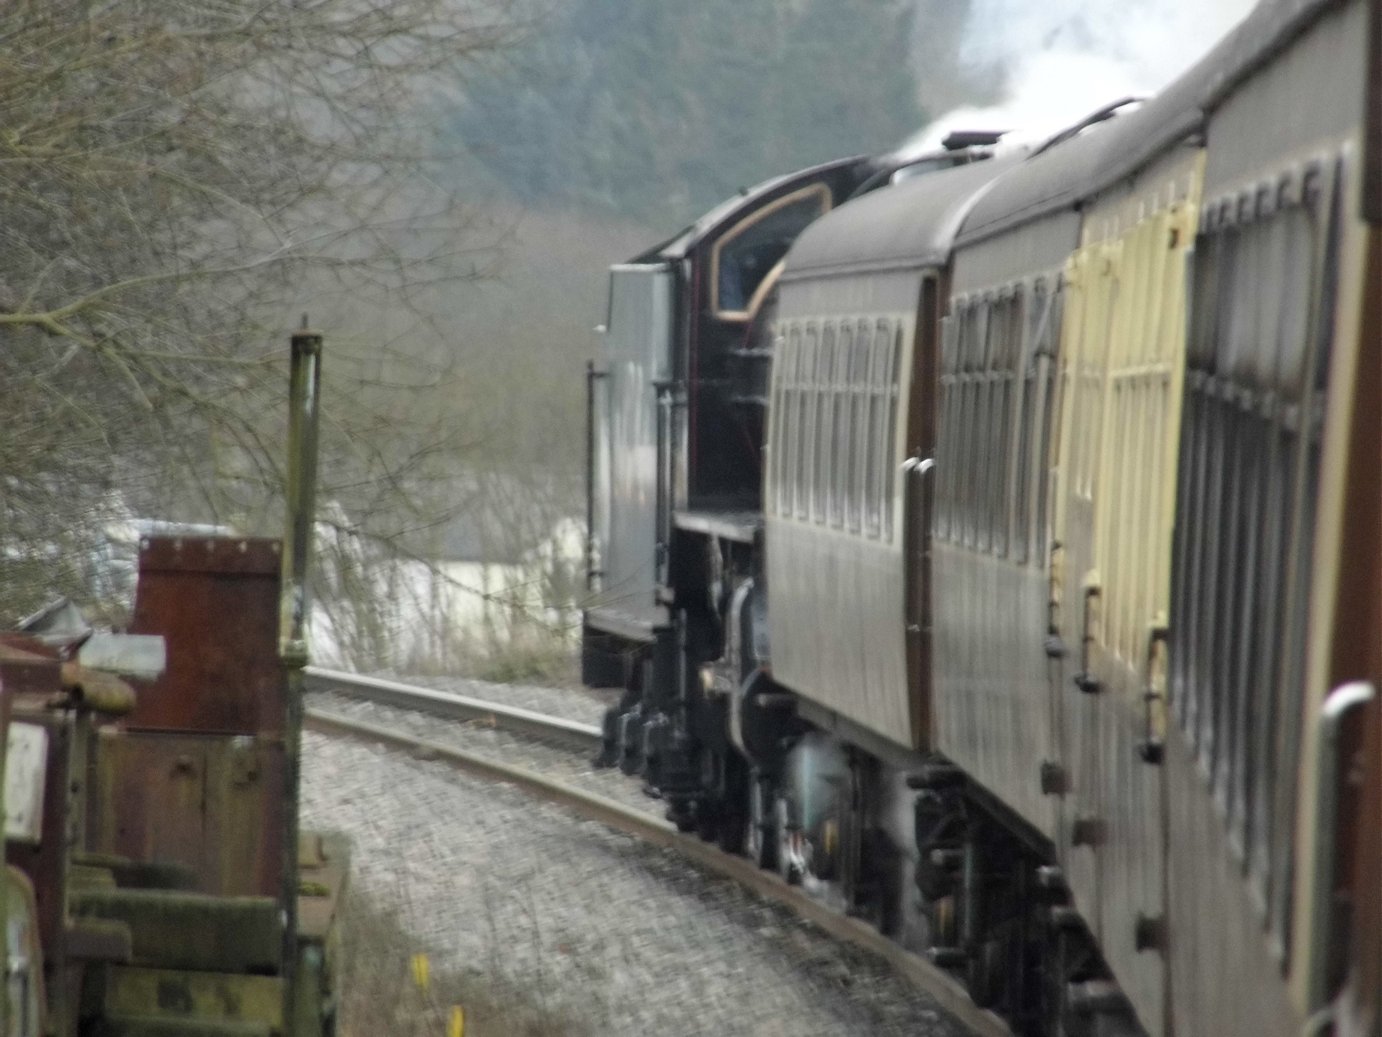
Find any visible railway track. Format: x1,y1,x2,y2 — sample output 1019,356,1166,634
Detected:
303,666,603,752
303,670,1010,1037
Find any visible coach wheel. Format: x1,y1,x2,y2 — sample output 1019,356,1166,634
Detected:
775,796,803,885
745,771,779,870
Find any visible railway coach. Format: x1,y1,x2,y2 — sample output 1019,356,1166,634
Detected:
585,0,1382,1033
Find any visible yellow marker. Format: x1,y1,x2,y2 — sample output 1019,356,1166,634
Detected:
411,953,430,992
449,1005,465,1037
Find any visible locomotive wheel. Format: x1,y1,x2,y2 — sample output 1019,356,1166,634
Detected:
717,755,749,855
745,772,780,870
967,936,1006,1011
668,803,697,833
697,801,721,842
718,809,746,854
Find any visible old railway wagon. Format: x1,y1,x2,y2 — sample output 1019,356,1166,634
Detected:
1,539,345,1037
0,333,342,1036
585,0,1381,1032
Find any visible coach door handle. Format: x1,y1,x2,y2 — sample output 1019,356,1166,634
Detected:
1072,580,1102,694
1305,680,1376,1013
901,455,934,476
1138,625,1170,764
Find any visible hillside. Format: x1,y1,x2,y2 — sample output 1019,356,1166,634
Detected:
440,0,931,227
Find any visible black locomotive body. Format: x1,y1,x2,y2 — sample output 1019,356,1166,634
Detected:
584,1,1382,1033
583,156,881,825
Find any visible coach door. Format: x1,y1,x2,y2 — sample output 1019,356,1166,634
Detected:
903,273,942,748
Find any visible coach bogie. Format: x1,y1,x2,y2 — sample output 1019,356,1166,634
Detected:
743,767,781,871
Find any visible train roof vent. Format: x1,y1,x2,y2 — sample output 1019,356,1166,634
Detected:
1032,96,1146,155
942,129,1007,150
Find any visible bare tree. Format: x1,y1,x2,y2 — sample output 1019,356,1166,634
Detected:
0,0,526,622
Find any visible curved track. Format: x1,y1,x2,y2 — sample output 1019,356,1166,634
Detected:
303,676,1009,1037
303,666,602,752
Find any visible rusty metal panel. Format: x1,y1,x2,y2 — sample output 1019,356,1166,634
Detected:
0,636,61,700
127,537,283,735
297,831,349,943
89,731,284,898
6,715,70,957
104,966,283,1027
5,723,48,844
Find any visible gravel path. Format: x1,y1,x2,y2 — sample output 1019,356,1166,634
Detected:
302,728,971,1037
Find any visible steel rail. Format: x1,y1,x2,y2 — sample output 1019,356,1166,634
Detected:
302,667,603,754
306,706,1010,1037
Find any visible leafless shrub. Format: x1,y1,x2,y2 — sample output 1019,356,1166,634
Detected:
0,0,526,620
338,886,588,1037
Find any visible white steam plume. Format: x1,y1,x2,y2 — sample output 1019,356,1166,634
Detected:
908,0,1258,150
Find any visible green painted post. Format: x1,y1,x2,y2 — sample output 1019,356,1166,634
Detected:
281,323,323,1035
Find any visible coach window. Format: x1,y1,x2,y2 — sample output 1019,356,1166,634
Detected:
1012,281,1049,565
963,300,990,550
766,325,781,515
993,289,1022,559
775,327,798,518
848,321,872,535
813,325,835,523
773,326,784,517
831,324,854,529
988,294,1010,555
984,295,999,554
950,302,972,553
1032,288,1062,563
712,185,832,320
790,325,810,520
937,311,960,542
768,326,789,516
829,324,851,530
882,323,903,543
798,326,819,522
941,309,961,544
864,319,890,539
795,325,818,520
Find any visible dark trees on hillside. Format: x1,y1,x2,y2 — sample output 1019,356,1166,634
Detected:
448,0,925,226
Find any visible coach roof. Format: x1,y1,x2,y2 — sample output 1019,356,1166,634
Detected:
778,154,1020,280
629,155,875,266
957,0,1341,247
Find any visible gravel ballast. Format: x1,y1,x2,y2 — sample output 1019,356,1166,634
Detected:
302,724,973,1036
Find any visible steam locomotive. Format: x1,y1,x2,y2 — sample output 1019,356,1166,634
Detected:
583,0,1381,1033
